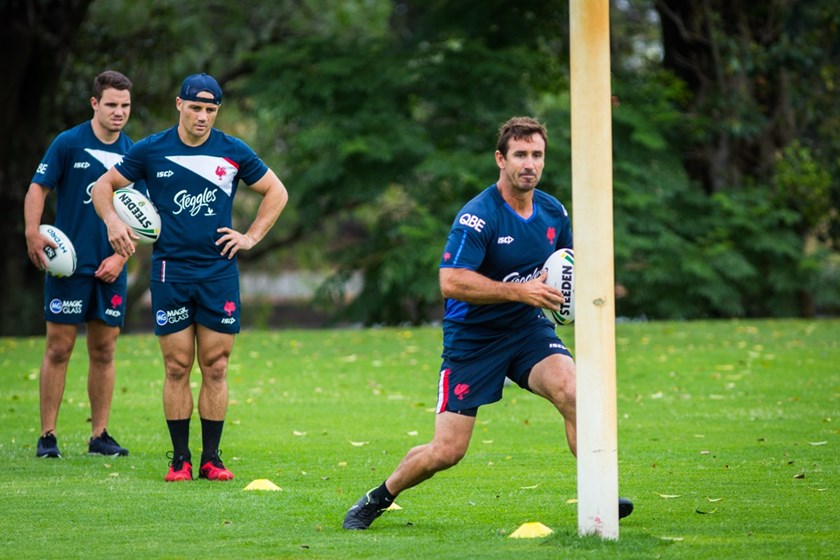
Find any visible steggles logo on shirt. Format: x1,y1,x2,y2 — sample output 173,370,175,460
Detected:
172,187,218,216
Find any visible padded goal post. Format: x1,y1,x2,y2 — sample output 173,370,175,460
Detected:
569,0,620,540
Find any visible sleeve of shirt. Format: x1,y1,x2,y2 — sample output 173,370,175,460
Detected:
439,219,492,270
234,139,270,186
30,132,69,190
114,139,149,183
556,225,573,250
555,203,573,250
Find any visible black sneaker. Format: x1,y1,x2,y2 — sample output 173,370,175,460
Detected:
88,429,129,456
36,432,61,458
619,497,634,519
343,489,389,530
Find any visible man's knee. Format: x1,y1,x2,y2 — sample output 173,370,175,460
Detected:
164,355,194,383
199,352,229,384
45,341,74,365
432,443,468,470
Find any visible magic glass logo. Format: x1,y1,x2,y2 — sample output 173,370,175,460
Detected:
156,306,189,326
49,299,82,315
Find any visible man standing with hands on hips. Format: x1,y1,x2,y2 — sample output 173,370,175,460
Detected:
92,73,288,482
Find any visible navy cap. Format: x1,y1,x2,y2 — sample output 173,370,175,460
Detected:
179,73,222,105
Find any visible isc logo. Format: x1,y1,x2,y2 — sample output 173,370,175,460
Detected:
157,170,174,178
459,213,485,232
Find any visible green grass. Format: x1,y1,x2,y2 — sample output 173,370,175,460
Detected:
0,319,838,559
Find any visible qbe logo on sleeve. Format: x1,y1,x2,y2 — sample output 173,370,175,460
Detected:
458,213,485,232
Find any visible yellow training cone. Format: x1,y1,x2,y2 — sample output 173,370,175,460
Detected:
243,479,281,491
508,522,554,539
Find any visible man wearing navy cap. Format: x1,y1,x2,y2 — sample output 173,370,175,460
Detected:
179,73,223,105
92,73,289,482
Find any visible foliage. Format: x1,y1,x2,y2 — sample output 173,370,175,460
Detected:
313,191,448,325
247,1,567,324
651,0,840,317
772,140,833,235
0,0,94,336
611,1,840,319
608,68,804,319
253,0,840,323
4,0,840,334
1,319,838,558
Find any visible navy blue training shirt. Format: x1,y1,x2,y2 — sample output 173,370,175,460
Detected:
439,184,572,358
114,126,269,283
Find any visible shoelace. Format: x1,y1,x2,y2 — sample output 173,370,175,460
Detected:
206,450,226,468
166,451,189,470
356,493,384,518
99,430,117,445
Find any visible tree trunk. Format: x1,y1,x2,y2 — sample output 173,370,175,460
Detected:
0,0,92,335
655,0,794,194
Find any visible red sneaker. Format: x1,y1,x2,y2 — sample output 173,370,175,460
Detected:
165,453,193,482
199,452,234,481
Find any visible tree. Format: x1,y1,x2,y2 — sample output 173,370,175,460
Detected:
3,0,837,334
0,0,93,336
247,0,571,324
652,0,840,316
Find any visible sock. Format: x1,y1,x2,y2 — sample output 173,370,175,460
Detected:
200,418,225,464
370,481,397,506
166,418,191,462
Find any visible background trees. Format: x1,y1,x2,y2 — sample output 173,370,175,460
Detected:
2,0,837,335
649,0,840,317
1,0,94,336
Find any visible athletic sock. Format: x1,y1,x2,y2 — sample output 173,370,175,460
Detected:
370,481,397,506
166,418,191,461
200,418,225,464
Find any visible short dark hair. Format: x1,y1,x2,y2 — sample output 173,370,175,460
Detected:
496,116,548,156
92,70,133,100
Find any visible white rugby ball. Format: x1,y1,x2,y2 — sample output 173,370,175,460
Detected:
113,188,161,244
543,248,574,325
39,224,77,278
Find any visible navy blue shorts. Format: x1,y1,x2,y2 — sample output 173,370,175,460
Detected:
151,277,241,336
44,273,127,327
436,322,572,415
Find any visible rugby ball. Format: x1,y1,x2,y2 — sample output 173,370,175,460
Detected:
113,188,161,244
543,248,574,325
39,224,77,278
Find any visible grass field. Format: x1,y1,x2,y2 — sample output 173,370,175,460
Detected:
0,319,837,559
